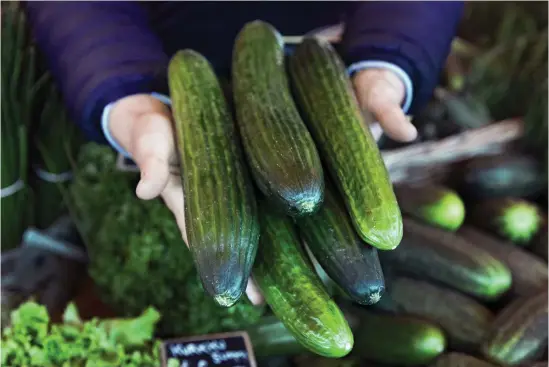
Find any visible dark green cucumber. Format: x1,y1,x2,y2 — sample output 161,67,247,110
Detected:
168,50,259,307
482,291,548,366
296,182,385,305
456,153,545,200
459,226,548,297
470,198,543,245
289,37,402,250
377,276,494,350
394,183,465,231
380,217,512,299
246,316,305,357
232,21,324,217
252,204,353,358
432,352,498,367
353,309,446,366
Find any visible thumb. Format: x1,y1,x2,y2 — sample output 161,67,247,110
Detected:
130,112,176,200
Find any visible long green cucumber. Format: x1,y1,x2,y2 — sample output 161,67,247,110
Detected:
252,204,353,358
353,309,446,366
432,353,498,367
459,226,548,297
232,21,324,217
168,50,259,307
470,198,543,245
380,217,512,299
288,37,402,250
246,316,305,357
394,183,465,231
296,182,385,305
482,291,548,366
377,276,494,350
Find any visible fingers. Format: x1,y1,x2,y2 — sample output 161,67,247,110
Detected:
131,112,177,200
369,98,417,142
160,175,189,245
353,69,418,143
246,277,265,306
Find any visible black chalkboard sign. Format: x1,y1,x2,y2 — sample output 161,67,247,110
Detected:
161,331,257,367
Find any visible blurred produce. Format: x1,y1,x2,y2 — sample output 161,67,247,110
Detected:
69,144,264,337
432,352,498,367
32,82,82,229
380,218,512,299
459,226,548,298
376,276,493,351
350,308,446,366
454,153,545,201
482,291,548,366
469,198,543,245
394,183,465,231
1,300,171,367
1,3,44,250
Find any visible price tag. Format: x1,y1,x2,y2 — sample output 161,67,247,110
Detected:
161,331,257,367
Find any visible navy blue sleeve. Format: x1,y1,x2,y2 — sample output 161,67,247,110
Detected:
24,1,169,142
341,1,464,113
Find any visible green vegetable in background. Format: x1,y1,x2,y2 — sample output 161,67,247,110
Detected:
1,300,170,367
69,144,264,337
470,198,543,245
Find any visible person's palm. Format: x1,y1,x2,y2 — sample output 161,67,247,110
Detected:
107,68,415,306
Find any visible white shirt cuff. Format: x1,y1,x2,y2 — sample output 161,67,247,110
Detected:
347,60,413,114
101,92,172,158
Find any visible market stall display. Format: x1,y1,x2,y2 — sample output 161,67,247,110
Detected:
1,2,547,367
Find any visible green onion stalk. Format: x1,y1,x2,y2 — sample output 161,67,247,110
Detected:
1,4,46,250
32,81,83,229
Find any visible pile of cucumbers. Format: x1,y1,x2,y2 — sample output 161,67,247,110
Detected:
166,20,548,365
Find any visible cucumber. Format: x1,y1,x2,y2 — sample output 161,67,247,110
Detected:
232,21,324,217
432,352,498,367
377,276,494,350
470,198,543,245
380,218,512,299
168,50,259,307
459,226,547,297
246,316,305,357
296,182,385,305
288,37,402,250
252,204,353,358
456,153,545,200
482,291,548,366
352,309,446,366
394,183,465,231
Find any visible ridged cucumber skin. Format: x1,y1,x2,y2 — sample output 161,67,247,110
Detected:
296,182,385,305
432,352,498,367
470,198,543,246
168,50,259,307
353,310,446,366
232,21,324,217
482,291,549,366
288,37,402,250
380,217,512,299
377,276,494,351
253,205,354,358
394,183,465,231
459,226,548,298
